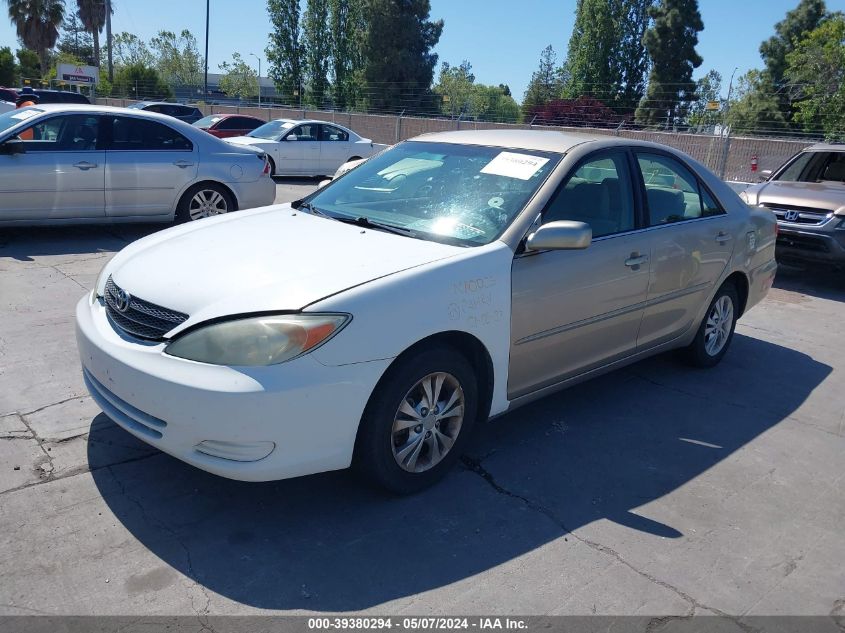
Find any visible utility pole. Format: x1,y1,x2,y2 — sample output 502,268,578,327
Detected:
203,0,210,101
106,0,113,83
250,53,261,107
718,67,739,180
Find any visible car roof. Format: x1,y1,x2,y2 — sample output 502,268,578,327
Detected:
804,143,845,152
413,129,679,153
19,103,199,125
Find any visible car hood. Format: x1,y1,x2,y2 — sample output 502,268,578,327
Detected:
748,180,845,214
107,206,463,332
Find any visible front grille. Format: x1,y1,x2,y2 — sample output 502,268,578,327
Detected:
763,203,833,226
104,276,188,340
777,234,830,253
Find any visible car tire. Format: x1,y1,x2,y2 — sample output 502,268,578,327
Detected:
176,183,234,223
353,346,478,494
683,283,739,368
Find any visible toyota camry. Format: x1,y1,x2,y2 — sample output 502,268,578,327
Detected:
76,130,777,493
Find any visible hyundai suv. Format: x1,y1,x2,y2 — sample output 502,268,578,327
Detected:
741,144,845,268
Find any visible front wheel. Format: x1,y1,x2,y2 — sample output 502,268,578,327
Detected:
176,183,234,223
683,283,739,368
354,347,478,494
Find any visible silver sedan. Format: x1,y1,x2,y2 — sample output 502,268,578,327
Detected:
0,104,276,226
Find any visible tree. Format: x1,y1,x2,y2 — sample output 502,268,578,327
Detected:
109,32,154,67
329,0,364,109
563,0,622,104
150,30,204,88
435,60,475,118
58,9,95,65
218,52,259,100
785,14,845,139
302,0,330,106
76,0,110,69
472,83,521,123
635,0,703,128
16,48,40,80
686,69,722,130
113,62,171,100
527,96,621,127
760,0,828,124
0,46,16,85
726,70,787,135
617,0,655,112
522,45,565,115
6,0,65,75
266,0,303,104
360,0,443,114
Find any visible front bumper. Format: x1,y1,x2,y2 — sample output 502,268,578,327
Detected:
776,224,845,266
76,294,390,481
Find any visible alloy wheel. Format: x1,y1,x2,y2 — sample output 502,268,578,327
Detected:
188,189,229,220
704,295,734,356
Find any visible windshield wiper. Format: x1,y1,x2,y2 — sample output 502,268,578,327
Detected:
333,215,417,238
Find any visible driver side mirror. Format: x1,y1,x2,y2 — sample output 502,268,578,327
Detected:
285,134,298,141
759,169,772,182
526,221,592,251
0,138,26,155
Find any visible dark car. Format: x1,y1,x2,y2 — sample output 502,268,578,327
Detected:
0,88,90,105
741,144,845,269
127,101,203,124
192,113,265,139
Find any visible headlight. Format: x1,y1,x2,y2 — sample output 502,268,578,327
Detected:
165,314,349,366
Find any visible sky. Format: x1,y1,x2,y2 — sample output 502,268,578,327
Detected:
1,0,843,102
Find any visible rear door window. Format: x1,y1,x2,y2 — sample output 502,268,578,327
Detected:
636,153,724,225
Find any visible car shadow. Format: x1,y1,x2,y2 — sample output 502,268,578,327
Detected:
88,334,830,611
774,262,845,303
0,224,165,261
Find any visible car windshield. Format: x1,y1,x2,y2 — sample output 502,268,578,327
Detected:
193,115,222,127
125,102,147,109
0,107,43,136
248,120,295,140
305,141,561,247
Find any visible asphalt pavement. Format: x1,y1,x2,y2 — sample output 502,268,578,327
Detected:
0,182,843,619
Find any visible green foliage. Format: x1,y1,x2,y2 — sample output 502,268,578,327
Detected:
218,52,259,100
434,60,519,122
16,49,41,81
686,69,722,130
76,0,110,69
0,46,16,86
329,0,365,109
785,14,845,139
360,0,443,114
113,62,172,100
58,9,95,66
726,70,787,136
303,0,331,107
635,0,703,128
266,0,303,103
522,45,565,115
109,32,155,68
150,30,204,87
6,0,65,75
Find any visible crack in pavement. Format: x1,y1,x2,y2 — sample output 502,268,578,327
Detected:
18,415,55,484
16,394,91,418
107,465,212,621
460,455,759,633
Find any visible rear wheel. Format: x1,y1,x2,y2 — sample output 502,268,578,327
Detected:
354,347,478,494
176,183,234,223
683,283,739,368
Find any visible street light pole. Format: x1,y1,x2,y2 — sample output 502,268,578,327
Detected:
250,53,261,107
203,0,209,101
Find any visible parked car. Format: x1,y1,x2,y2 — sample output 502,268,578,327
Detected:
192,113,265,138
0,104,275,226
126,101,204,124
0,88,88,112
741,144,845,268
77,130,777,493
225,118,387,176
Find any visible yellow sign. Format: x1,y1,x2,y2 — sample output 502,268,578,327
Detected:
705,100,721,111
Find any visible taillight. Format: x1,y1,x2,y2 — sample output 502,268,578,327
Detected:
261,156,271,175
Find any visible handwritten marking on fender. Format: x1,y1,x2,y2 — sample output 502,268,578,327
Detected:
449,278,501,326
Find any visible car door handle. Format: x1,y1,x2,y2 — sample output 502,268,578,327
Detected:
173,160,194,168
716,231,733,244
73,161,98,170
624,253,649,268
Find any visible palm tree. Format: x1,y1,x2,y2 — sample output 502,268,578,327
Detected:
76,0,108,68
5,0,66,76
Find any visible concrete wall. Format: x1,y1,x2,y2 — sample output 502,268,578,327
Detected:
98,98,812,183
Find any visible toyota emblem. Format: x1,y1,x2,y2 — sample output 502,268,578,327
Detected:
115,288,132,312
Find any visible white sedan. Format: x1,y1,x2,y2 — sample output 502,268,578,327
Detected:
76,130,776,493
225,118,387,177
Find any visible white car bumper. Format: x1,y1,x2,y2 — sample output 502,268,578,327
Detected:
75,294,390,481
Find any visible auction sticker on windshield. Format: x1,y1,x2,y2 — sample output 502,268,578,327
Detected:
480,151,550,180
11,110,39,121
